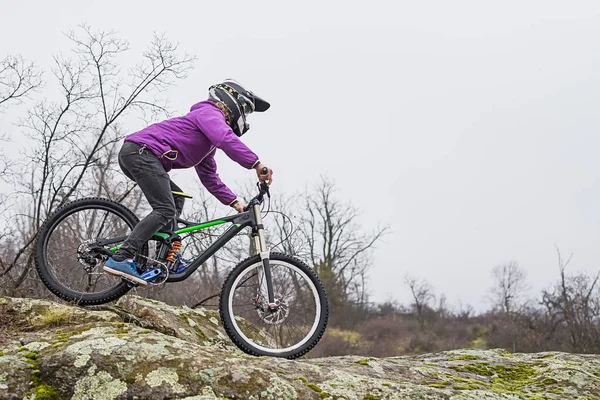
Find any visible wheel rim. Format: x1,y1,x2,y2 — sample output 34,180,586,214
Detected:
227,259,322,354
42,204,139,296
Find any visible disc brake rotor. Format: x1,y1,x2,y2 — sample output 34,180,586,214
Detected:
255,294,290,325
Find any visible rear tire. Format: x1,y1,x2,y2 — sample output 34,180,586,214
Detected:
34,197,143,306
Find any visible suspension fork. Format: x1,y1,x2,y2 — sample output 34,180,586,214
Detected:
253,204,276,307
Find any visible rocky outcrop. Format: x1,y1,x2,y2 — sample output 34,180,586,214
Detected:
1,295,599,399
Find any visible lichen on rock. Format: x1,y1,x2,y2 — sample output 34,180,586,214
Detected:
145,367,186,393
2,294,600,399
72,370,128,400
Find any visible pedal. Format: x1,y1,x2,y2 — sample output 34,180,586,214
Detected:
121,275,141,287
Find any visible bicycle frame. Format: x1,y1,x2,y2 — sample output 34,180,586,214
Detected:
98,200,276,304
164,206,260,283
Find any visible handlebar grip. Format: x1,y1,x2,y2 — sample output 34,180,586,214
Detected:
260,166,269,175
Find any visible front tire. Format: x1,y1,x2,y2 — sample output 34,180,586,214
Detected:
219,252,329,359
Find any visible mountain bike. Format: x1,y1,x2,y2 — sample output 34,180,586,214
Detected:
34,178,329,359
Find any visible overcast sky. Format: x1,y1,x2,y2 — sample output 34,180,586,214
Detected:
1,0,600,311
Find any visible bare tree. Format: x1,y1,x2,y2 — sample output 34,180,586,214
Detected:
489,261,529,314
0,24,195,293
541,246,600,353
0,54,43,204
0,54,43,109
405,274,435,330
299,176,390,312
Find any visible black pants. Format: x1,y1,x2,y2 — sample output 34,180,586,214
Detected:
115,141,184,259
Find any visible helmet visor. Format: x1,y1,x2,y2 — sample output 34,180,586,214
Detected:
224,79,271,113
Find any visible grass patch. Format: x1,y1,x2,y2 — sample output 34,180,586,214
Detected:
327,328,362,344
469,337,487,349
32,307,74,328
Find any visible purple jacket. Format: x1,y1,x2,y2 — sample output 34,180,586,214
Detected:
124,100,259,205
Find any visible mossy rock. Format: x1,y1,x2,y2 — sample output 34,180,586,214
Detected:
2,295,600,399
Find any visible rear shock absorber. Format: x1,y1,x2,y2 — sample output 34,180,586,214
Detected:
165,240,182,267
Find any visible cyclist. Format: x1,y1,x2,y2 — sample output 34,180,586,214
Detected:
102,79,273,285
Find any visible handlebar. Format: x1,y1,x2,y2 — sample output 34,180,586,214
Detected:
243,167,270,211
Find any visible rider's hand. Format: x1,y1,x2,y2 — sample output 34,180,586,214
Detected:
255,163,273,186
233,201,246,213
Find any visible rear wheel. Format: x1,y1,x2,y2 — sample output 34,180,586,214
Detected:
34,197,148,305
219,252,329,359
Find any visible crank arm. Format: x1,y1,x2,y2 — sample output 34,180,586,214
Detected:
141,268,164,281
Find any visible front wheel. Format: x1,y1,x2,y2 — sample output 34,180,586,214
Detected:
219,252,329,359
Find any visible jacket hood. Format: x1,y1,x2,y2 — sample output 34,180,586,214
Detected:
190,100,212,112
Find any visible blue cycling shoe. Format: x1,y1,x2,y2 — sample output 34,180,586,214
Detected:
103,257,148,286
